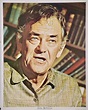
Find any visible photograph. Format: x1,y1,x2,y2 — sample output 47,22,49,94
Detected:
1,0,87,110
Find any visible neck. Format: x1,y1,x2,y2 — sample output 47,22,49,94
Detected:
30,72,48,90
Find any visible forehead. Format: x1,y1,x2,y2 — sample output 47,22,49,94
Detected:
31,16,62,35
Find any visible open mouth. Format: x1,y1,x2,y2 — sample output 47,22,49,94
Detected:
34,56,46,62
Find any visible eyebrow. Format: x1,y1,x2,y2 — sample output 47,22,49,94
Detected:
29,32,40,36
50,35,58,38
29,31,58,37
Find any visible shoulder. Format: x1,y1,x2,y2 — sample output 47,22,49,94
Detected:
51,68,79,88
51,68,82,106
4,62,17,80
4,62,11,76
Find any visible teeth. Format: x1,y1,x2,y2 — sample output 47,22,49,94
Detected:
36,58,44,62
35,57,45,62
35,57,46,62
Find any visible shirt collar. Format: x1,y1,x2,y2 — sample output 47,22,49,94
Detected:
9,58,27,84
46,68,56,88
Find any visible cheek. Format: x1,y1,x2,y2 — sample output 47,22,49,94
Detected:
23,40,38,59
49,46,60,60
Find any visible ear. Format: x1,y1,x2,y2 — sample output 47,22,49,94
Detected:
56,40,66,58
14,32,22,59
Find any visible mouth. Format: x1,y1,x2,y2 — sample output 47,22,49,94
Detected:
34,56,46,62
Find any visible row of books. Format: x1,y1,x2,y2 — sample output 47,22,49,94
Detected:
3,3,36,23
61,6,85,48
54,50,85,87
3,3,36,51
66,12,85,48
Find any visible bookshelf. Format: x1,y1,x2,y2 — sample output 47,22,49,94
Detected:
3,3,86,106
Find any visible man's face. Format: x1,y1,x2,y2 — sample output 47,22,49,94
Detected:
22,16,62,75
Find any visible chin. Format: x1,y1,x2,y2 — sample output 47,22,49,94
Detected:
33,69,47,75
31,66,49,75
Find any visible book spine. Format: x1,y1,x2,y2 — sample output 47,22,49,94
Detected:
61,57,79,72
3,3,12,19
9,3,18,23
4,42,12,54
13,3,23,25
4,33,15,48
55,52,75,70
77,26,85,46
70,65,85,77
3,26,9,37
73,16,84,45
64,57,85,74
78,72,85,80
74,69,85,79
69,14,81,43
82,40,85,48
66,14,75,35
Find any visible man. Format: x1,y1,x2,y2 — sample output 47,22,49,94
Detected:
4,3,82,107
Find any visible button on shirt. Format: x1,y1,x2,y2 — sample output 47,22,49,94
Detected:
4,61,82,107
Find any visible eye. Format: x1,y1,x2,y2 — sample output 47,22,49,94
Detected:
30,36,39,43
27,35,40,44
27,32,40,44
30,36,39,41
49,39,56,43
47,37,57,46
48,38,57,44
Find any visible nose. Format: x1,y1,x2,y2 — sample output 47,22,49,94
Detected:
35,40,47,53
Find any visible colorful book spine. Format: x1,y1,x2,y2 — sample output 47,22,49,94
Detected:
69,14,81,43
9,3,18,23
70,65,85,77
73,16,84,45
4,33,15,48
3,3,12,38
64,57,85,75
13,3,23,25
3,26,9,37
74,69,85,79
77,26,85,46
61,57,79,72
78,72,85,80
4,3,21,50
4,42,12,54
55,52,75,70
66,14,75,36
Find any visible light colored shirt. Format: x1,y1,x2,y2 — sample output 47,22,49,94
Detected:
4,61,82,107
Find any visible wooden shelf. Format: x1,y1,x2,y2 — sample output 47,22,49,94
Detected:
66,42,85,57
4,21,17,29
